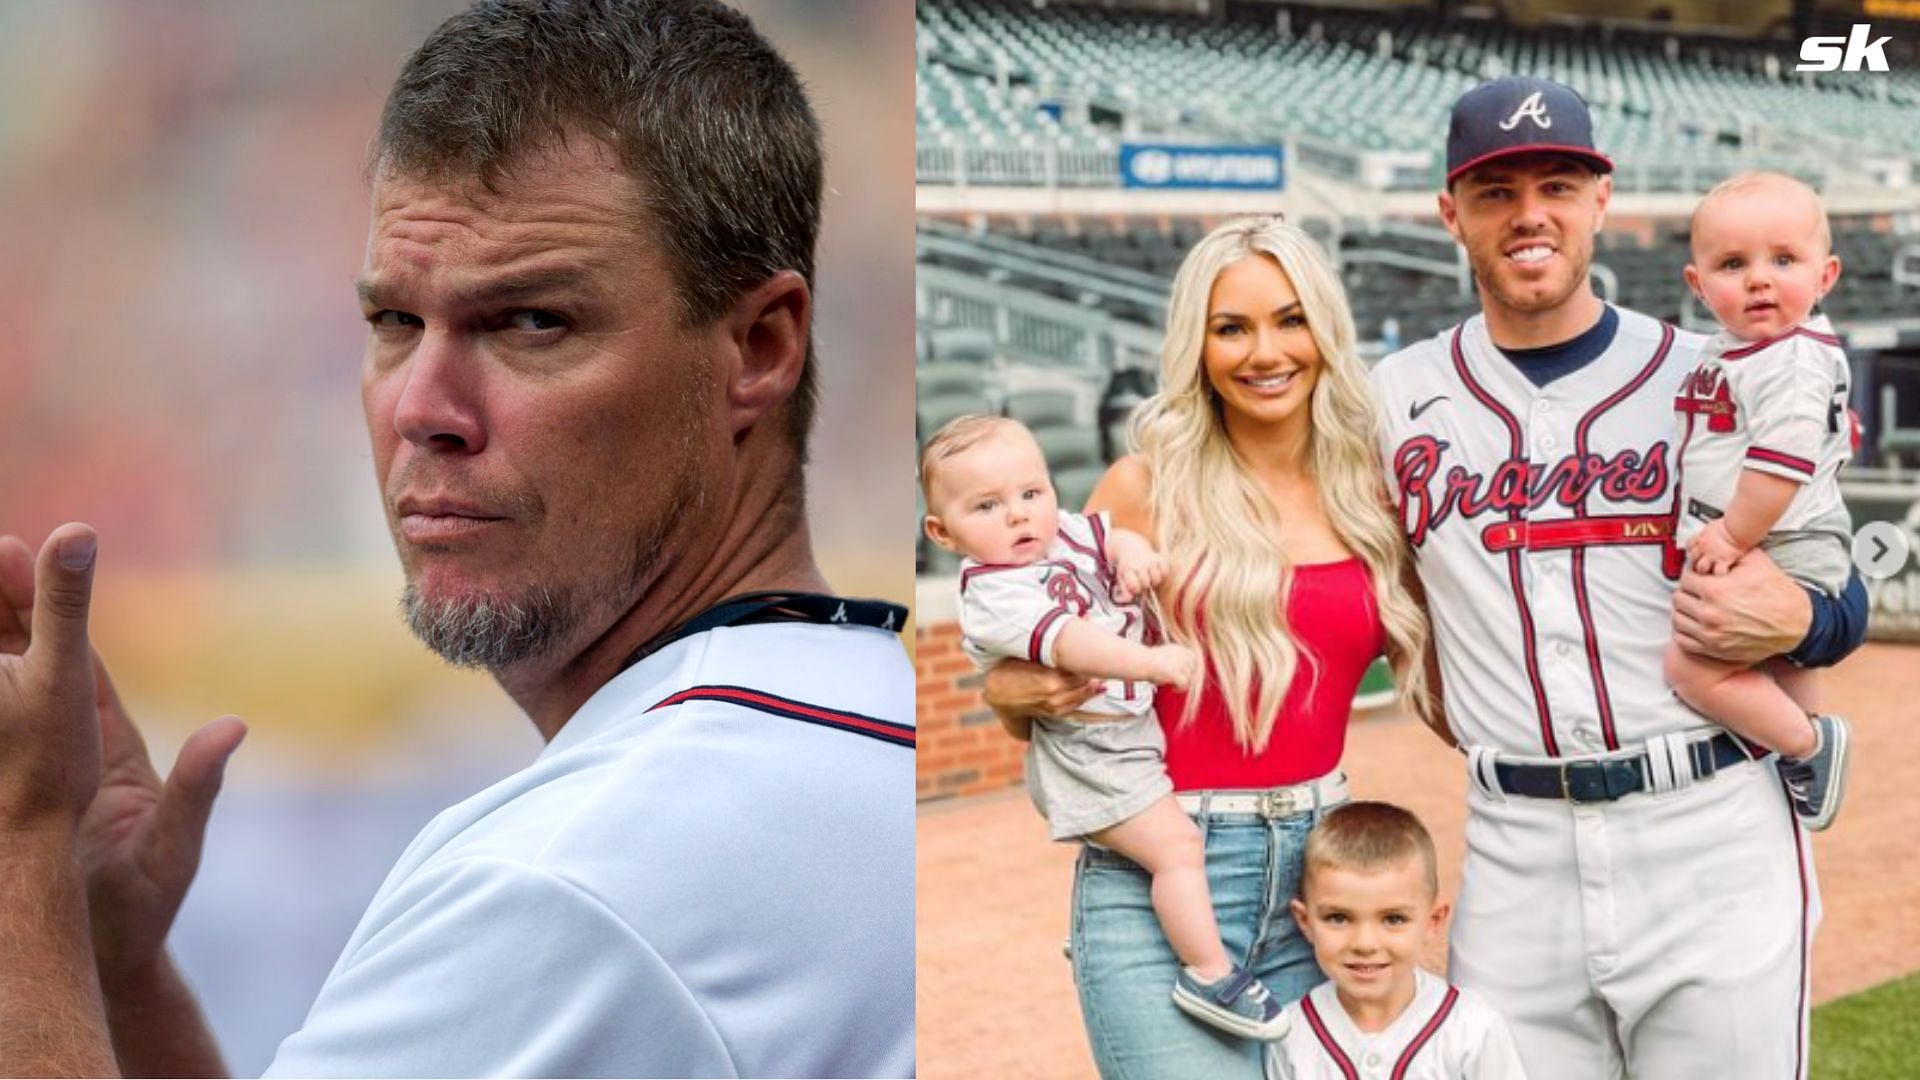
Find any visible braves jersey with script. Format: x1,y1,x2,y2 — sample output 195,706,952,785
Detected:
958,510,1155,716
1674,316,1853,551
1372,307,1706,758
1267,970,1528,1080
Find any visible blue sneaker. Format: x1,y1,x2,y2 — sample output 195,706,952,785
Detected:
1779,714,1851,832
1171,965,1291,1040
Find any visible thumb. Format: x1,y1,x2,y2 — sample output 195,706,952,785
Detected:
29,523,99,680
157,715,247,858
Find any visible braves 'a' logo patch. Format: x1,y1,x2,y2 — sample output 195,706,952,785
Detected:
1499,90,1553,131
1675,366,1737,434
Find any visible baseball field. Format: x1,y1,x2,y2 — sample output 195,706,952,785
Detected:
916,642,1920,1079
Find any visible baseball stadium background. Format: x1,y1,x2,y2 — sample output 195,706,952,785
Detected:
0,0,912,1072
914,0,1920,1075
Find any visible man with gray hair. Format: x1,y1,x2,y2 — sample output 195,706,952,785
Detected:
0,1,913,1076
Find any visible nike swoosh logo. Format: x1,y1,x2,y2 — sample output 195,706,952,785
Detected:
1410,395,1450,421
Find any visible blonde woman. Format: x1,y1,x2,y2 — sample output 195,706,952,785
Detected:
984,217,1437,1078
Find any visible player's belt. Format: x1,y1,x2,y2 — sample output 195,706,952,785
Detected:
1492,731,1756,804
1480,514,1673,552
1174,772,1349,818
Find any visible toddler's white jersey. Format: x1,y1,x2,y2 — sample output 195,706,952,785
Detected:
1674,315,1853,551
1267,970,1528,1080
957,509,1155,716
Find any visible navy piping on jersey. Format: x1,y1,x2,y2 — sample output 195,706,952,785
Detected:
1570,321,1675,751
1300,995,1361,1080
647,685,915,749
1451,326,1559,757
1391,986,1461,1080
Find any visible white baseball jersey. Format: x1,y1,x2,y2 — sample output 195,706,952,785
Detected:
1674,315,1853,554
265,621,915,1079
1371,307,1820,1079
1371,307,1703,758
1266,970,1527,1080
958,509,1155,716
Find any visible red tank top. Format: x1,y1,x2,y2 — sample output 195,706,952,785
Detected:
1155,558,1385,790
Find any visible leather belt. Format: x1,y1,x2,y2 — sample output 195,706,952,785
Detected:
1493,731,1756,805
1174,773,1350,819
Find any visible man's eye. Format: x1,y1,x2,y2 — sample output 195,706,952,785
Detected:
369,310,421,330
505,310,567,332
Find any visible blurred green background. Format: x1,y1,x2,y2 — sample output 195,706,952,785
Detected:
0,0,912,1071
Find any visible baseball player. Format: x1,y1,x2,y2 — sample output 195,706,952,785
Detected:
0,2,915,1077
1669,171,1856,830
1369,77,1868,1077
1267,803,1527,1080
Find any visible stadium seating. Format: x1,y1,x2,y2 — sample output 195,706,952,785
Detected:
918,0,1920,191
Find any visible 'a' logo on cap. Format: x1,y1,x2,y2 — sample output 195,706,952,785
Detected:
1498,91,1553,132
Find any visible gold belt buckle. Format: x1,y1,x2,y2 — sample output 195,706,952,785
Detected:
1258,788,1298,818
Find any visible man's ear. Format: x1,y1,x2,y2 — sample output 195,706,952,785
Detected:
1437,190,1462,244
723,269,810,439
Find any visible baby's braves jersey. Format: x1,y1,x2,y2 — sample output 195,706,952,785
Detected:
958,510,1154,716
1372,308,1707,758
1673,316,1853,553
1267,970,1528,1080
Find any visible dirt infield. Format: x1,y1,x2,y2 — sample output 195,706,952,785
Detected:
916,643,1919,1079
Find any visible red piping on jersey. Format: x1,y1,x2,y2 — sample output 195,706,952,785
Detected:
1391,986,1462,1080
1029,607,1068,664
1747,447,1816,476
646,685,915,748
1571,321,1675,751
1452,326,1559,757
959,559,1076,593
1300,995,1361,1080
1720,325,1841,361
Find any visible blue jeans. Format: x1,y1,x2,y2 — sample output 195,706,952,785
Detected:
1070,793,1339,1080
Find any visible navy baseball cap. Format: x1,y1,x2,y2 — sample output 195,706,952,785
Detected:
1445,76,1613,185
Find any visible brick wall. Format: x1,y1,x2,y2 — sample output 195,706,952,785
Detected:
916,617,1027,802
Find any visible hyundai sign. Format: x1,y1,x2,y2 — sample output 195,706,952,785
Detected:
1120,143,1285,190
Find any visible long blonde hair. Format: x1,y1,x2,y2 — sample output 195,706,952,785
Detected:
1131,217,1430,753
